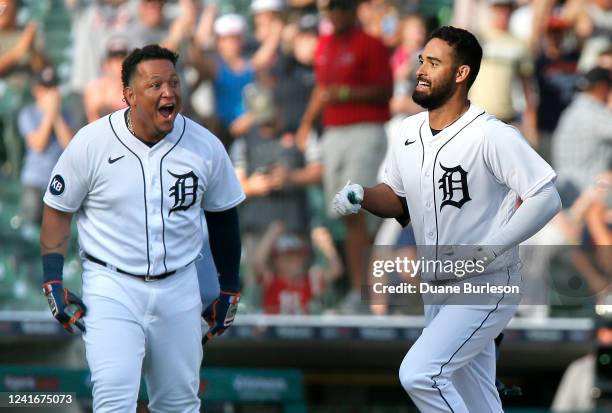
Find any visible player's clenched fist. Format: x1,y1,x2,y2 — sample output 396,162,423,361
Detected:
43,281,87,333
202,291,240,343
332,180,364,215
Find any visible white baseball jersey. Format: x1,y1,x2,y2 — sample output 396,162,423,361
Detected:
383,104,556,279
44,108,245,276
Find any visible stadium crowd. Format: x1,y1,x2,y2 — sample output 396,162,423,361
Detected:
0,0,610,317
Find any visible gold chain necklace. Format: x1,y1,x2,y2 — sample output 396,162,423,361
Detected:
127,109,135,135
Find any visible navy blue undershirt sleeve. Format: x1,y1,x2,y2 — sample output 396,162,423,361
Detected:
204,207,241,293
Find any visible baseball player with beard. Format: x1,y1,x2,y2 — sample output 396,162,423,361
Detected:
40,45,244,412
333,26,561,412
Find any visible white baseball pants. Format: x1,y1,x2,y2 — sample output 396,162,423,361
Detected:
399,270,521,412
81,260,202,413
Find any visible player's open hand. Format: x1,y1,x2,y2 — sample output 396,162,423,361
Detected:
42,281,87,333
332,180,364,215
202,291,240,344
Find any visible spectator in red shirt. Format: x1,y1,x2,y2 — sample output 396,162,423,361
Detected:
254,222,343,314
260,232,314,315
297,0,392,313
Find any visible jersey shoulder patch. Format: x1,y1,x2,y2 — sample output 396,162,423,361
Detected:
49,174,65,195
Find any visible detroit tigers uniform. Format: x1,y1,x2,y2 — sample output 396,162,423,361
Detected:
383,104,556,412
43,108,245,412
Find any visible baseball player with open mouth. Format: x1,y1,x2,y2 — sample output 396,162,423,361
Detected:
40,45,244,412
333,26,561,412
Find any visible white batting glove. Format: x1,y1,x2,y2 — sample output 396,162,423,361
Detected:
332,180,364,215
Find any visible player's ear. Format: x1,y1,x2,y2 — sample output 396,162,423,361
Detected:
123,86,134,107
455,65,470,85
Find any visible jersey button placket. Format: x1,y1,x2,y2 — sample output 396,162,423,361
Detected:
144,154,158,273
421,150,436,244
148,151,164,274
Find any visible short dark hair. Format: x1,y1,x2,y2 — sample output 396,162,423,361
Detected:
429,26,482,89
121,44,179,88
327,0,361,11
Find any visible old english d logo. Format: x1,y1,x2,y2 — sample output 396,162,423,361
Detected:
438,163,471,210
168,170,198,216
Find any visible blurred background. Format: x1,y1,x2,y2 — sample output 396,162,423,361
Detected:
0,0,610,411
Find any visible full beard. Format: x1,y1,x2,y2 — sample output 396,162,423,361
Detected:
412,79,456,111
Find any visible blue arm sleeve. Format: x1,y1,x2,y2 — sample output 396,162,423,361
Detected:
204,207,241,293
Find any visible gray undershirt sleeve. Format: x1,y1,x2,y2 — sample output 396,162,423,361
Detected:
487,181,561,255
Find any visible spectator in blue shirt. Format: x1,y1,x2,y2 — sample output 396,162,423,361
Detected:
18,65,74,225
189,12,282,147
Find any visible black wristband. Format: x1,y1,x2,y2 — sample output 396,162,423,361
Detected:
42,253,64,283
396,195,411,227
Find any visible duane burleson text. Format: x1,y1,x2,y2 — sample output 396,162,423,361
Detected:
372,282,520,295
